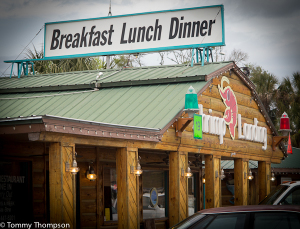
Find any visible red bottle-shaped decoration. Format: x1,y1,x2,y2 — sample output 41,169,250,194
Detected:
279,112,290,131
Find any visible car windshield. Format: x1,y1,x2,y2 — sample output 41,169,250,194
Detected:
259,185,289,205
170,213,210,229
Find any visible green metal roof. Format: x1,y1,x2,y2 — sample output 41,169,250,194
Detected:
0,62,236,130
272,147,300,169
0,62,232,91
0,82,207,129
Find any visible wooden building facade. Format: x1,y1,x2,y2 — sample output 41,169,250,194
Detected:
0,61,285,228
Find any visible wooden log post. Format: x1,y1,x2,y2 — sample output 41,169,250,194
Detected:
169,151,188,227
198,165,204,211
234,159,248,206
49,142,76,229
258,161,271,202
205,155,221,209
116,147,139,229
96,147,104,228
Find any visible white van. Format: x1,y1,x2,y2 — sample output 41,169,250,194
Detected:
259,181,300,205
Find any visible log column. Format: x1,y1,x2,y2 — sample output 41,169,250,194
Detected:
258,161,271,202
49,142,76,228
234,159,248,206
169,151,188,227
205,155,221,209
116,147,139,229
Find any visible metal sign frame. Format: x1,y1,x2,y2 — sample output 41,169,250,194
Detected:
43,5,225,60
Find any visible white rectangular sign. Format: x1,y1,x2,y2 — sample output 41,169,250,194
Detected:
44,5,224,59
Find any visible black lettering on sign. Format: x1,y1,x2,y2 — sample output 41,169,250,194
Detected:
146,26,153,41
80,27,88,47
93,31,101,46
153,19,162,41
101,30,108,46
72,33,80,48
108,25,114,45
200,21,208,36
50,29,60,50
169,17,179,39
120,23,127,44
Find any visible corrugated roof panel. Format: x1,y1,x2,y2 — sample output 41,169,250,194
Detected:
0,62,233,90
272,147,300,168
0,81,207,129
221,160,258,169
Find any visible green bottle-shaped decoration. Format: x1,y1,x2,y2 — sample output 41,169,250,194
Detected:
185,86,198,109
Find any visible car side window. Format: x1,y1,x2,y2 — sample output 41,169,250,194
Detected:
280,187,300,205
193,213,246,229
253,212,300,229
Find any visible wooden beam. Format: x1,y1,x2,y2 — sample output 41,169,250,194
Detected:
96,147,104,228
272,136,288,151
169,151,188,227
205,155,221,209
49,142,76,228
174,118,193,137
38,132,283,163
258,161,271,202
234,159,248,206
198,166,204,210
116,147,139,229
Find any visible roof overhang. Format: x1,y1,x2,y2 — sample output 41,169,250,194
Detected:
0,115,162,142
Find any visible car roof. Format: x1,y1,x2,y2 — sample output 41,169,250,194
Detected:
281,181,300,186
198,205,300,214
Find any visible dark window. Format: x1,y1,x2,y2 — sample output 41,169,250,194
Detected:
259,185,288,205
253,212,300,229
203,213,246,229
279,187,300,205
103,168,117,221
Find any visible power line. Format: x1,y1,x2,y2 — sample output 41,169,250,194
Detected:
0,25,44,77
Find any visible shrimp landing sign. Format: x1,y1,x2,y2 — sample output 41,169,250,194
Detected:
198,76,268,150
44,5,224,59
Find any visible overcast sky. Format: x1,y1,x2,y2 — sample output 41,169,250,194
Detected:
0,0,299,82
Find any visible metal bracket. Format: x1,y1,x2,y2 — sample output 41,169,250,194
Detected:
272,136,288,151
174,117,193,137
198,47,213,66
9,60,35,78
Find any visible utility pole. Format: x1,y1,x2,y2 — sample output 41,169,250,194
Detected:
106,0,112,68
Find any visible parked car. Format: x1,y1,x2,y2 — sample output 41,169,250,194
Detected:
259,181,300,205
170,205,300,229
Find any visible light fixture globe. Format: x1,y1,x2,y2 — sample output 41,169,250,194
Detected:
70,159,80,175
270,172,276,182
86,164,97,181
248,169,254,180
184,86,199,118
181,166,193,177
279,112,292,136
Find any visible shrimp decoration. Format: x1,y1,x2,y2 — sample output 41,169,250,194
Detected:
218,76,238,140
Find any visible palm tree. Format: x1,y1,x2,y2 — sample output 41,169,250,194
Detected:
276,72,300,147
247,64,278,123
25,45,106,74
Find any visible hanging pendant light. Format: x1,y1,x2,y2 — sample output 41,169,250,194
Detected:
248,169,254,180
86,162,97,181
